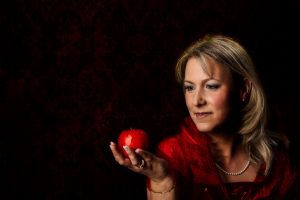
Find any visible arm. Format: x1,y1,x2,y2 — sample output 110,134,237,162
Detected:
146,175,177,200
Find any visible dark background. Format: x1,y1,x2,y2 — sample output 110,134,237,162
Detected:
1,0,299,199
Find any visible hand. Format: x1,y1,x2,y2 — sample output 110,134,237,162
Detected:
109,141,170,183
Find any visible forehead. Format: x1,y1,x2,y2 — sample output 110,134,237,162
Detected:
185,56,232,82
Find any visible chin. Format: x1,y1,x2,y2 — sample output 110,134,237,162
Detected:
193,122,214,133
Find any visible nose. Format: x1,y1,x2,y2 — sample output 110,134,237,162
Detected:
193,89,206,106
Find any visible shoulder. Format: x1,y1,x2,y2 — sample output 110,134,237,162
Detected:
271,132,296,167
271,140,299,184
271,146,300,199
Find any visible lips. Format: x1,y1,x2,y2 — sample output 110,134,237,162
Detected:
194,112,211,119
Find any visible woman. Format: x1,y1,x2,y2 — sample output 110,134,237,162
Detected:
109,34,298,199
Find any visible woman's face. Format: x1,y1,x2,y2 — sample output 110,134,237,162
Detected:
184,57,234,133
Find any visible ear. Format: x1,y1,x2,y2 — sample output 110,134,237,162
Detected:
240,78,252,102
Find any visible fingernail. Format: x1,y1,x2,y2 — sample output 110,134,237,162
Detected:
135,148,141,153
123,145,130,152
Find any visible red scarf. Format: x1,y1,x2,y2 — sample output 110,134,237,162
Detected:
149,116,299,200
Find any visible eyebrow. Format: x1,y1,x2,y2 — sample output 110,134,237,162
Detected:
183,80,194,84
184,78,218,84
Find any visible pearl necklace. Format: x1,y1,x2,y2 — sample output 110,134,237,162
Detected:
215,159,251,176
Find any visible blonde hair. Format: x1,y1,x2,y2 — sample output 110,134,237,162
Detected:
175,34,280,175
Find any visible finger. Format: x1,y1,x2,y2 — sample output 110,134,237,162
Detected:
109,142,132,166
135,149,170,180
109,142,123,159
135,148,155,163
134,159,145,170
123,145,141,166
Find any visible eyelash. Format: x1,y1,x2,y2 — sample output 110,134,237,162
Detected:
183,85,194,92
183,84,220,92
206,84,220,90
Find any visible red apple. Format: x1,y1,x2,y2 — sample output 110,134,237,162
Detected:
118,129,149,158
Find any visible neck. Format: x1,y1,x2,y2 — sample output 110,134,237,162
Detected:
208,133,244,164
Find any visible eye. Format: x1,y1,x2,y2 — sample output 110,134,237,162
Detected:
206,84,220,90
183,84,195,92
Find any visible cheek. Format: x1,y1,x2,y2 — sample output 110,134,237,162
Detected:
213,95,228,107
184,94,193,110
210,93,231,114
